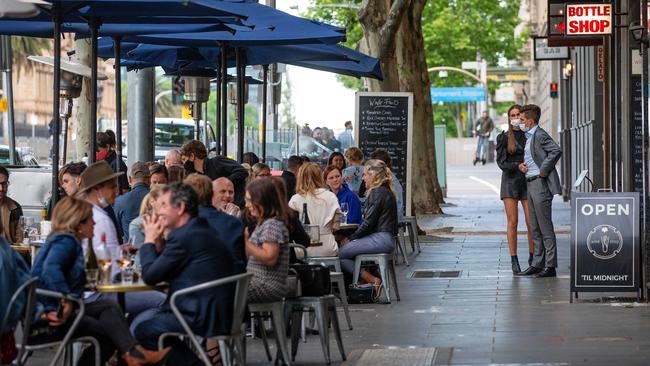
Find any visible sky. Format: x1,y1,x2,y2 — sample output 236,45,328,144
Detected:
275,1,356,131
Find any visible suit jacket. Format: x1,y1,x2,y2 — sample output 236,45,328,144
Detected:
529,126,562,195
198,206,246,272
140,217,237,337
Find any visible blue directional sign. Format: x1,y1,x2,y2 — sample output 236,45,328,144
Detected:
431,87,486,102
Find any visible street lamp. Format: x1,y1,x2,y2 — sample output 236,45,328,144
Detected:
563,62,574,79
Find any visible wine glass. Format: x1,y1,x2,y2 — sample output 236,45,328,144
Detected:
116,247,134,284
95,245,112,285
340,202,349,224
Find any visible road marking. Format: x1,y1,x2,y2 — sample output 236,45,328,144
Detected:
469,175,500,195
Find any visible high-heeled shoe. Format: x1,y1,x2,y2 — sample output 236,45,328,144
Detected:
511,256,521,274
123,346,171,366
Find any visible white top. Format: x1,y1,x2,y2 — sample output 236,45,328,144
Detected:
92,204,120,248
289,188,341,257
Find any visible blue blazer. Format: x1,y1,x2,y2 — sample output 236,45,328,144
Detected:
335,183,362,224
140,217,237,337
114,183,150,242
198,206,246,272
31,233,85,311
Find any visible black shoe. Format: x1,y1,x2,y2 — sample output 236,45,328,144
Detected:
511,256,521,274
528,253,534,266
535,268,556,278
517,266,542,276
482,159,486,165
473,158,478,166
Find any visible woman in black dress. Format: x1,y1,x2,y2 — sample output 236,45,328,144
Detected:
496,104,534,274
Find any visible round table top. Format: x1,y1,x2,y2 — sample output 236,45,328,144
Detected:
338,223,360,230
95,282,166,293
11,245,31,253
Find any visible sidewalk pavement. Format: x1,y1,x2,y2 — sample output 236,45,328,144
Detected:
24,163,650,365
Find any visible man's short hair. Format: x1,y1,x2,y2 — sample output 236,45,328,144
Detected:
344,121,352,128
59,162,87,184
161,182,199,217
96,132,112,149
184,174,213,207
129,161,151,179
149,163,168,178
369,149,392,169
0,166,9,180
180,140,208,160
287,155,303,171
242,152,260,166
519,104,541,124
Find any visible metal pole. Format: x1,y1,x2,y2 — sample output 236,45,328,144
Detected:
236,48,245,163
89,17,100,164
113,36,123,192
642,0,649,300
51,7,61,208
61,112,68,164
215,64,221,155
193,101,201,140
221,43,228,156
1,36,16,165
262,65,268,163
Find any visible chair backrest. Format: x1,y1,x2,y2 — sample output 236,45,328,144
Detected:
289,242,308,260
0,277,38,365
169,273,253,337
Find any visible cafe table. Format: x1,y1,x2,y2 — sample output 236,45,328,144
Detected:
338,223,360,231
95,282,167,311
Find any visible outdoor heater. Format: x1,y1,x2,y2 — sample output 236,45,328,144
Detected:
28,55,107,164
183,76,211,144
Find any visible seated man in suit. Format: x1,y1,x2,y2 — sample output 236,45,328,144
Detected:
133,183,237,365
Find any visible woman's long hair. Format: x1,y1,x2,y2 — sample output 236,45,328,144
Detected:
296,162,326,196
364,159,396,198
246,177,288,226
51,197,93,239
507,104,522,155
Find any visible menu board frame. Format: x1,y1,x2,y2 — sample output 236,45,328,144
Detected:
354,91,413,216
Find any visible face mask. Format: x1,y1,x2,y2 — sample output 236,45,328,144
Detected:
519,123,530,132
95,149,109,161
183,160,196,174
510,119,520,126
97,190,110,208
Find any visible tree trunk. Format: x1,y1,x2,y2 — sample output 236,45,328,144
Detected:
395,0,443,213
73,39,91,161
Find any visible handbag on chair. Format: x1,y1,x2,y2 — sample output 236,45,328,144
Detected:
290,264,331,297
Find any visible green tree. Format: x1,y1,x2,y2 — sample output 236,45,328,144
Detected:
280,72,297,128
11,36,51,72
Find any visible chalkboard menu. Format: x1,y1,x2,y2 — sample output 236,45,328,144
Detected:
355,92,413,215
630,75,643,197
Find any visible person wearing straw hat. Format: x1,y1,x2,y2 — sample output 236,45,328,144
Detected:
80,161,165,318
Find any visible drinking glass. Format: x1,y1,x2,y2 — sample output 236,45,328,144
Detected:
116,247,133,284
340,202,349,224
85,269,99,289
95,245,112,285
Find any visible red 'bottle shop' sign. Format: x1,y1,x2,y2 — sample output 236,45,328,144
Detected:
565,3,612,36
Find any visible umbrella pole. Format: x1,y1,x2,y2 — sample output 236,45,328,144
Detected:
262,65,268,163
236,48,244,163
89,17,101,164
51,5,62,208
113,36,123,191
62,113,68,165
215,65,221,155
194,102,201,141
220,43,228,156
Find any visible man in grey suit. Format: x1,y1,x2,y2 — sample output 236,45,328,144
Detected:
516,104,562,278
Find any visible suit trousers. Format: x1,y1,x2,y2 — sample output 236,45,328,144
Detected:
527,177,557,268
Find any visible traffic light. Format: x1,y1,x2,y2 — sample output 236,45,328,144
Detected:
172,76,186,105
550,82,558,98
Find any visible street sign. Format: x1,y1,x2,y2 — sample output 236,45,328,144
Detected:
533,37,569,60
431,87,485,102
571,192,640,299
597,46,605,82
565,3,613,36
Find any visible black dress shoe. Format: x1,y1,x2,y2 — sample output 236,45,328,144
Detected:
535,268,556,278
517,266,542,276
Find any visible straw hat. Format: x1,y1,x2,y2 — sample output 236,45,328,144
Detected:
78,161,123,193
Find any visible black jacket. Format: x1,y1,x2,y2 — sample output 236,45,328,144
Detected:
281,170,296,200
104,150,129,192
203,156,249,207
349,185,397,241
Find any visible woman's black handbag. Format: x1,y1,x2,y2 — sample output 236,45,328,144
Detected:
290,264,331,296
348,284,374,304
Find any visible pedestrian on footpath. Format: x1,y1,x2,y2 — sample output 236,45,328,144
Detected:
473,111,494,165
516,104,562,278
496,104,535,274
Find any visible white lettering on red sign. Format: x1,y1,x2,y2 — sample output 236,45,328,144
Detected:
565,3,613,36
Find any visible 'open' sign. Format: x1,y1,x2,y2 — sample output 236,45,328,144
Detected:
565,3,613,36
